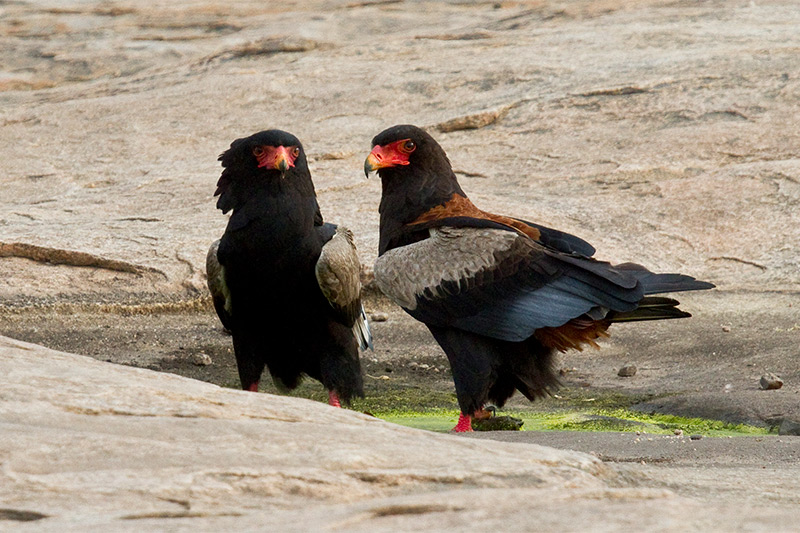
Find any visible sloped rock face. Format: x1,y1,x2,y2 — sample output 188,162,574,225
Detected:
0,335,617,529
5,336,800,531
1,0,799,307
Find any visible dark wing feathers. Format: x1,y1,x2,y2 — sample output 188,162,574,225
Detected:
511,217,597,257
315,224,373,350
614,262,715,294
374,226,704,343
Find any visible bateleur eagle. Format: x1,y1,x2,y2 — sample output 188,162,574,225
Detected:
364,124,714,432
207,129,371,407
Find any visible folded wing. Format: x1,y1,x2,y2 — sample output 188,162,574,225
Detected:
374,227,710,343
315,225,373,350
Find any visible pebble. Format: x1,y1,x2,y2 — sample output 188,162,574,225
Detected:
369,312,389,322
689,434,703,441
617,364,637,377
191,353,212,366
760,373,783,390
673,429,684,437
721,325,731,332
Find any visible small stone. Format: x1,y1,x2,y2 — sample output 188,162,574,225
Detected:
408,362,419,369
689,434,703,441
673,429,683,437
191,353,212,366
760,373,783,390
369,312,389,322
418,363,430,370
471,415,524,431
721,325,731,332
617,364,637,377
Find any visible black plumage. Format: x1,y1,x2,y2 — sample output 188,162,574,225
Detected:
365,124,714,431
207,129,370,406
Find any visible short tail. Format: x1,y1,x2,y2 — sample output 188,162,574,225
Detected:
353,304,374,351
616,262,715,295
608,296,692,322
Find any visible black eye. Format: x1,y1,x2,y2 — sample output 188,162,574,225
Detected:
291,147,300,158
252,146,264,157
403,140,416,152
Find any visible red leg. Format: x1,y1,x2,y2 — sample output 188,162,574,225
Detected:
452,412,473,432
328,390,342,408
244,382,259,392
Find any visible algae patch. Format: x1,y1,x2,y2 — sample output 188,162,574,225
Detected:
375,407,771,436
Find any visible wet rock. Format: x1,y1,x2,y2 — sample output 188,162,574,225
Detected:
778,419,800,436
618,364,637,377
760,373,783,390
472,415,524,431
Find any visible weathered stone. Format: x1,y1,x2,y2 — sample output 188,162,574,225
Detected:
0,335,613,530
618,364,638,377
760,373,783,390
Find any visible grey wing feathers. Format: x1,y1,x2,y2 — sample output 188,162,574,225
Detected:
374,227,523,311
206,238,233,330
374,227,641,342
315,226,373,350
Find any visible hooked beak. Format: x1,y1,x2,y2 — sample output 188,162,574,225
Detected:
273,146,291,173
364,145,403,178
364,151,381,178
256,145,294,176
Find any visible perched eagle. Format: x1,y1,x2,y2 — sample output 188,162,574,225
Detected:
365,124,713,431
207,129,371,407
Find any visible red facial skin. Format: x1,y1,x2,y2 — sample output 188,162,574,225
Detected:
253,145,300,171
364,138,417,172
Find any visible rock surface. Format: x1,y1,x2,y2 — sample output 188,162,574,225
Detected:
3,1,800,530
4,335,800,531
2,0,799,305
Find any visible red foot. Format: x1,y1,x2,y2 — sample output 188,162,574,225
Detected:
328,390,342,408
452,412,473,432
244,382,259,392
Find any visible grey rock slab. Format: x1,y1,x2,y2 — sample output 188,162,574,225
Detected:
4,335,800,531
